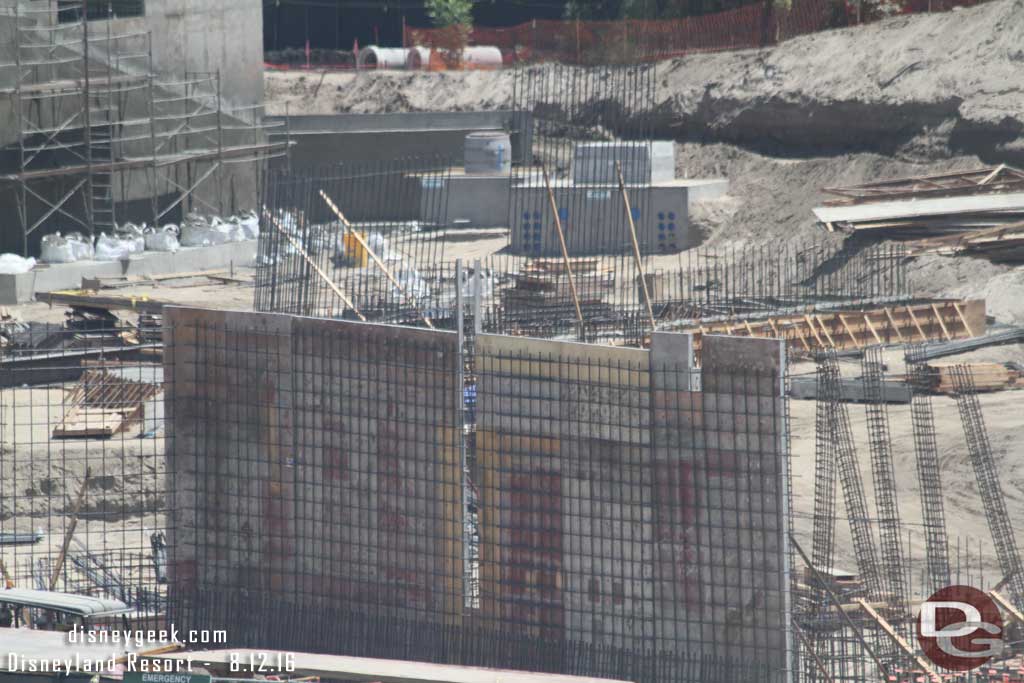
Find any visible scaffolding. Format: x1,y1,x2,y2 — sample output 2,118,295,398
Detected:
0,0,289,255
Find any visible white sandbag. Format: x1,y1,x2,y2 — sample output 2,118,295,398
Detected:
144,225,180,252
40,232,77,264
0,253,36,274
94,232,137,261
366,232,397,261
65,232,95,261
238,212,259,239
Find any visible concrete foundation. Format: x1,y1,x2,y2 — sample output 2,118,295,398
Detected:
268,111,533,170
0,240,259,304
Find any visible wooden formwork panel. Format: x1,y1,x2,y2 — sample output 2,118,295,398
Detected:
679,299,985,359
164,308,463,622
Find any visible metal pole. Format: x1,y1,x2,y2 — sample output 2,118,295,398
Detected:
216,70,224,215
82,0,94,236
617,162,656,331
540,162,584,340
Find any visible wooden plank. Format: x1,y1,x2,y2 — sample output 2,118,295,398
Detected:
542,163,585,336
263,210,366,322
883,308,904,342
50,470,91,591
319,190,433,329
804,315,825,347
838,314,861,348
953,302,977,338
616,162,656,331
990,590,1024,625
863,314,883,345
930,303,952,341
815,314,837,348
855,599,942,683
906,305,927,341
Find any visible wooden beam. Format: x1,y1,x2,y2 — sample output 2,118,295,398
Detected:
855,599,942,683
617,163,656,330
863,314,883,345
320,190,435,330
990,590,1024,625
906,305,927,341
804,315,826,347
884,308,904,343
930,303,952,341
541,163,585,338
50,469,90,591
953,302,977,338
815,314,837,348
263,210,366,322
792,622,836,683
838,314,861,348
979,163,1006,186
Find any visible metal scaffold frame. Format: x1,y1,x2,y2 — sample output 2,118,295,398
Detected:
0,0,289,254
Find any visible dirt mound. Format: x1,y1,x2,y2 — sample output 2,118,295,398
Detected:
267,0,1024,163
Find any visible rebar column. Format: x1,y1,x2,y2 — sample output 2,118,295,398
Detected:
951,364,1024,606
905,344,951,595
860,346,908,614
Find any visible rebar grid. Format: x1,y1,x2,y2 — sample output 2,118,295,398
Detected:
950,364,1024,607
0,323,167,619
254,158,454,323
860,347,907,617
810,359,837,609
162,309,791,683
821,351,883,602
904,344,951,595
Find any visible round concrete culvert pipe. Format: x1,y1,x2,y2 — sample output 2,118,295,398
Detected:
406,46,431,70
465,131,512,175
356,46,410,70
462,46,502,70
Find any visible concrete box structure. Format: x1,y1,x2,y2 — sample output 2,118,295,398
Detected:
572,141,675,185
268,111,533,170
0,240,259,304
509,182,691,255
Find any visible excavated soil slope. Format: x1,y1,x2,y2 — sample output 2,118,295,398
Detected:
265,1,1024,583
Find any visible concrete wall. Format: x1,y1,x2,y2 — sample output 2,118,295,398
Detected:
165,309,463,622
268,111,532,170
509,184,692,256
476,332,790,679
143,0,263,111
0,3,265,255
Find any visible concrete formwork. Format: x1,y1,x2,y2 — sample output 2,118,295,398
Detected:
476,332,790,679
164,308,463,623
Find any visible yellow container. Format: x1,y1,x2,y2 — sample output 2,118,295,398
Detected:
343,231,368,267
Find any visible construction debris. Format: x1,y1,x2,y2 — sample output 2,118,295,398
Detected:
906,221,1024,262
909,326,1024,361
790,375,912,403
815,166,1024,237
922,362,1021,394
53,369,163,439
673,299,985,358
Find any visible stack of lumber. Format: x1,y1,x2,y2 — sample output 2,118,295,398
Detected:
53,369,162,439
502,258,614,309
814,165,1024,237
922,362,1021,394
905,221,1024,262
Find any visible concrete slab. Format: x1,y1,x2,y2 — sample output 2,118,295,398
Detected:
0,240,258,304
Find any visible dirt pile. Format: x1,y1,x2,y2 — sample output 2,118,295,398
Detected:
266,0,1024,162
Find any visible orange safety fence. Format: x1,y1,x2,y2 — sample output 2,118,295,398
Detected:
403,0,992,67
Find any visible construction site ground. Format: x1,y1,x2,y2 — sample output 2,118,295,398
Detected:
5,0,1024,600
271,0,1023,589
